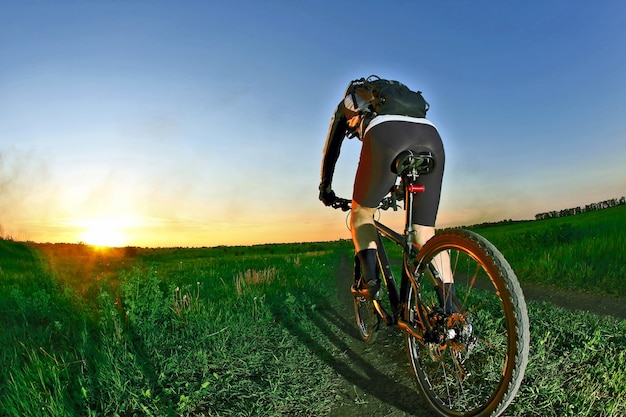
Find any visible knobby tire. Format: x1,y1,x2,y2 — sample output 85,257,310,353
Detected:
405,229,530,417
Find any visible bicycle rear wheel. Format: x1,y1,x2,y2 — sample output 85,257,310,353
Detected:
404,229,529,417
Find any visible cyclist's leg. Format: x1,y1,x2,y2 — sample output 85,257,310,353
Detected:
350,202,379,293
351,127,396,293
351,202,378,252
413,223,456,313
351,201,383,341
412,223,435,248
412,224,452,284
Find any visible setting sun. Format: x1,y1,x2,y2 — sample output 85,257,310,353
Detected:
76,218,131,248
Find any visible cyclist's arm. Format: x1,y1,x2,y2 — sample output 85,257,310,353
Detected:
320,101,348,191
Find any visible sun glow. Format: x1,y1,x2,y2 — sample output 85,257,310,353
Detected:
76,218,132,248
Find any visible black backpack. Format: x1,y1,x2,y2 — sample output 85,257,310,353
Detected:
344,75,429,120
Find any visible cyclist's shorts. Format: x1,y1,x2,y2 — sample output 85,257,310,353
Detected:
353,120,445,227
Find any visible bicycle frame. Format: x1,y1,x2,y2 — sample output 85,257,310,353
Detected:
373,184,433,343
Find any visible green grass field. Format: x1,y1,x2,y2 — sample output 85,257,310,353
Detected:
471,205,626,297
0,207,625,416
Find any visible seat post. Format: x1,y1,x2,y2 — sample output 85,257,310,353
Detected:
404,176,416,248
391,150,435,250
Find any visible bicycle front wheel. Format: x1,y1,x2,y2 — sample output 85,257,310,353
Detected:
353,293,380,343
405,229,529,417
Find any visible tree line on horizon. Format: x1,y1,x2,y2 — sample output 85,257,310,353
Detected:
463,196,625,230
534,196,625,220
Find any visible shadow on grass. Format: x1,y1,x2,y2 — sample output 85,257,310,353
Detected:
268,254,432,417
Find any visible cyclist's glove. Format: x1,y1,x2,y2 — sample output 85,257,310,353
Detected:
319,183,337,206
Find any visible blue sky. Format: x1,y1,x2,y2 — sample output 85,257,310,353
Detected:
1,1,625,247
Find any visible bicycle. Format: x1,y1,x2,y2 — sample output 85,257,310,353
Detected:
331,150,530,417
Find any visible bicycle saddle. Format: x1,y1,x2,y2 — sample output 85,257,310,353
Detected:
391,150,435,176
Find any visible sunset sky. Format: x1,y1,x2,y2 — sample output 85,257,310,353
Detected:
1,1,625,247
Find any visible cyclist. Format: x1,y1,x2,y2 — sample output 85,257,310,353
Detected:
319,76,453,305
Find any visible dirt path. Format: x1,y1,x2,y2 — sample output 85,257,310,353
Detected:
515,283,626,320
323,253,626,417
324,254,433,417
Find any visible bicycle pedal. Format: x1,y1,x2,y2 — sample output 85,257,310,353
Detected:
350,284,379,300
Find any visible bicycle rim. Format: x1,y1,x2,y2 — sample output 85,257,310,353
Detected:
405,229,529,417
353,294,380,343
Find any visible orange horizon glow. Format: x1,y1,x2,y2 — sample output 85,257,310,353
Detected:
2,212,354,248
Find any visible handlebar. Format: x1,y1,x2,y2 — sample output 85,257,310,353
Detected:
331,196,399,212
331,198,352,212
